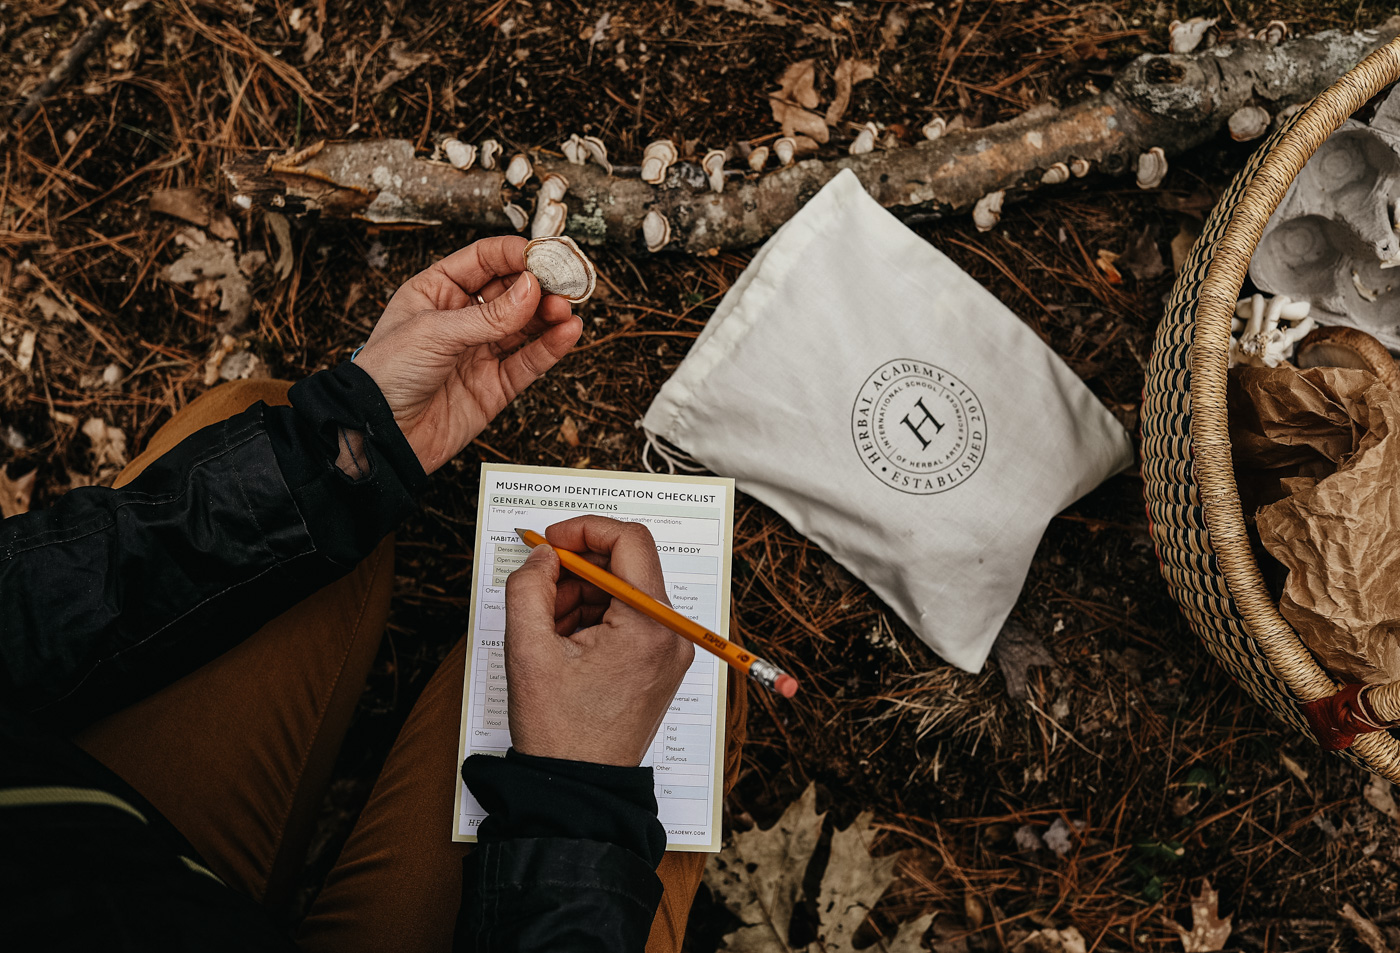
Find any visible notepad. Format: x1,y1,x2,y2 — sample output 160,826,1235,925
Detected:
453,463,734,852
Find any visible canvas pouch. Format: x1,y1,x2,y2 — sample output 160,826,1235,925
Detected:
642,170,1134,671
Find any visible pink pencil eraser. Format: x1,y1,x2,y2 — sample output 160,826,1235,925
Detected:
774,674,799,698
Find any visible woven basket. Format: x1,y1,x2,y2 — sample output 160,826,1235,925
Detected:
1144,36,1400,779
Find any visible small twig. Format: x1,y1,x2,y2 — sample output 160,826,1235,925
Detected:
12,10,118,128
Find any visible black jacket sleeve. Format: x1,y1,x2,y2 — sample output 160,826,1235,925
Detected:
458,750,667,952
0,362,427,731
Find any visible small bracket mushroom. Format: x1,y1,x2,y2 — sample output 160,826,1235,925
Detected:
444,138,477,170
701,149,727,193
561,134,587,166
1228,105,1271,142
848,122,877,156
1135,147,1168,189
747,145,769,172
773,136,797,167
502,201,528,232
505,153,534,188
480,139,502,170
581,135,612,175
922,117,946,141
1169,17,1216,54
642,209,671,252
641,139,678,186
973,191,1005,232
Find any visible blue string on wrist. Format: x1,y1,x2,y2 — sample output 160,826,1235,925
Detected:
351,344,365,363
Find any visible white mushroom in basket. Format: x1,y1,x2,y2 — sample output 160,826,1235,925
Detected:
1230,293,1315,367
443,138,477,170
640,139,678,185
773,136,797,167
642,209,671,252
701,149,727,193
523,236,596,303
747,145,769,172
1295,325,1400,388
972,190,1005,232
505,153,534,187
480,138,503,170
1136,147,1168,189
582,136,612,174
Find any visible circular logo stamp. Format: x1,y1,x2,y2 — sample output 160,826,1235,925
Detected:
850,359,987,495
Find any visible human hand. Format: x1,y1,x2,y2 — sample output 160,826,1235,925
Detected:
503,516,695,766
352,236,583,475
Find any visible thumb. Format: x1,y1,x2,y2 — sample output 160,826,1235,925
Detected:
505,543,563,658
444,272,542,348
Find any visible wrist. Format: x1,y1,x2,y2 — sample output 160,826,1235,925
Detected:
335,427,369,479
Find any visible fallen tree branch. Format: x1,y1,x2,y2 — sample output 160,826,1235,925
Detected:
11,9,117,128
225,19,1400,254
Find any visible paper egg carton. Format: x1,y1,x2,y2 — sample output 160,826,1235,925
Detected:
1250,91,1400,352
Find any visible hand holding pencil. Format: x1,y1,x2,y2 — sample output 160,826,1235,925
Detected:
503,516,795,768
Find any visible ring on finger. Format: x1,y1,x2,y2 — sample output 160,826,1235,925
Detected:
475,294,486,305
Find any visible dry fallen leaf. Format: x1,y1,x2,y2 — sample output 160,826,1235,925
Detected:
0,468,37,518
1170,223,1201,275
560,415,580,447
769,60,829,144
992,624,1057,701
266,211,295,280
1174,879,1232,952
1365,774,1400,823
826,59,875,126
1011,927,1086,953
81,418,128,484
15,328,37,372
704,783,932,952
150,187,211,227
1340,903,1393,953
163,236,254,330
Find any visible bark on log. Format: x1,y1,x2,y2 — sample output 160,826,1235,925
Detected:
225,19,1400,254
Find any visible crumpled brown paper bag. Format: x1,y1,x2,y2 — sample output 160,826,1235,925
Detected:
1231,365,1400,683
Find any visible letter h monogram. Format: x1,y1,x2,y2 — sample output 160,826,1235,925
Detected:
900,397,944,450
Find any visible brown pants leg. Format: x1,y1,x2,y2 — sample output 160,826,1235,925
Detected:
299,637,748,953
72,380,396,910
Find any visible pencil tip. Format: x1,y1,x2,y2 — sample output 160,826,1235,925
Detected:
515,528,530,541
775,674,799,698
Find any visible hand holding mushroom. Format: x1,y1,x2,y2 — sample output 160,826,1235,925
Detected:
352,236,583,474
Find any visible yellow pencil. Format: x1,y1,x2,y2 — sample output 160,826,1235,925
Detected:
516,528,798,698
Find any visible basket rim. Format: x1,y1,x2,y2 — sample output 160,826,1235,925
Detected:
1189,39,1400,708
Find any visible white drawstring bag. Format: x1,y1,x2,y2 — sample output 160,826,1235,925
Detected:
641,170,1134,672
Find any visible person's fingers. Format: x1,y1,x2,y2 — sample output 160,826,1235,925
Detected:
544,517,669,604
421,271,546,351
505,544,565,662
428,236,528,298
555,577,586,621
496,317,583,401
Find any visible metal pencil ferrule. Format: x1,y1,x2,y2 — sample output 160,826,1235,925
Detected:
747,658,784,690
